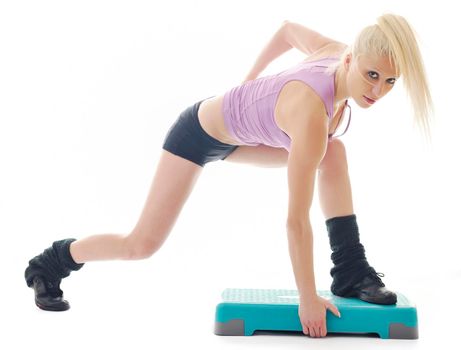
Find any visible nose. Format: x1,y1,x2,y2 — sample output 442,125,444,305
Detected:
371,82,385,99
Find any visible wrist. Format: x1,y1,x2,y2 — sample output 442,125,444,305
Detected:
299,290,318,304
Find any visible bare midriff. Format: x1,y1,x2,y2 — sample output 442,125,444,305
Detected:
197,95,240,145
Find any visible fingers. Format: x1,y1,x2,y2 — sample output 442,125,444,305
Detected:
311,325,326,338
321,318,327,337
327,302,341,318
304,323,326,338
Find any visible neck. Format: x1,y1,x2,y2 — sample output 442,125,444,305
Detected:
334,65,350,106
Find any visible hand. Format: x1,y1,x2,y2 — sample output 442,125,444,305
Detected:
298,295,341,338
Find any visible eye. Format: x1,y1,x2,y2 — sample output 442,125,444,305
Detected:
386,78,396,85
368,71,379,79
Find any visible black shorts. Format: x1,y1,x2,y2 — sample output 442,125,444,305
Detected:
162,98,239,167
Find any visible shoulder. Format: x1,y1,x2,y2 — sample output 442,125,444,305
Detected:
274,81,328,138
324,41,349,52
302,42,349,62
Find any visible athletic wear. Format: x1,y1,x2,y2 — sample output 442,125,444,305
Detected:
31,276,70,311
223,57,345,151
162,98,238,167
326,215,397,305
25,238,84,288
25,238,84,311
341,271,397,305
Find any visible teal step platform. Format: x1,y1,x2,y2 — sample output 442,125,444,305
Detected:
214,288,418,339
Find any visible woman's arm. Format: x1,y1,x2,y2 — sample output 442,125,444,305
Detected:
280,89,341,337
243,20,341,82
284,95,329,302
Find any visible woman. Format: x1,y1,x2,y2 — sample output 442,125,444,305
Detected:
25,13,432,338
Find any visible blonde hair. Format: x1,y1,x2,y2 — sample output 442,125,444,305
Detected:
329,14,434,143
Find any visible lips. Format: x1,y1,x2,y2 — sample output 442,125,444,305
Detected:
364,96,376,104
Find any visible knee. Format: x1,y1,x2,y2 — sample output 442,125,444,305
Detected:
123,232,162,260
318,139,348,173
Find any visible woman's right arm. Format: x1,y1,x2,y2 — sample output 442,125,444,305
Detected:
243,20,340,82
283,95,340,337
285,99,328,302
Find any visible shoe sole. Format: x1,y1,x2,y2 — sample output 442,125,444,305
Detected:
35,300,70,312
358,294,397,305
334,290,397,305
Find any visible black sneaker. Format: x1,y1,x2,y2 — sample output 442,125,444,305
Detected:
31,276,70,311
342,272,397,305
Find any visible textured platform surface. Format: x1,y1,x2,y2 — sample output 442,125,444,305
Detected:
214,288,418,339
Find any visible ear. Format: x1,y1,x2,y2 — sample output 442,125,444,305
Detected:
344,53,352,71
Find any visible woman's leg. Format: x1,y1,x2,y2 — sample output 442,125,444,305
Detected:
223,144,289,168
317,139,396,304
70,150,203,263
317,139,354,219
223,140,353,219
223,139,354,219
25,150,203,310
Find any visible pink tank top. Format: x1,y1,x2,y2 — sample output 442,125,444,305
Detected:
222,57,349,151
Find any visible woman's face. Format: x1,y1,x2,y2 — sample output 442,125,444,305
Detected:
346,54,399,108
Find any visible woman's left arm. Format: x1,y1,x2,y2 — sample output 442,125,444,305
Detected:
242,20,343,82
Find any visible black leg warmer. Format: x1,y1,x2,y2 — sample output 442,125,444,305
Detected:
25,238,84,287
326,214,374,296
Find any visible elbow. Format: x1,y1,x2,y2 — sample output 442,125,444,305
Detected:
282,20,291,26
281,20,291,39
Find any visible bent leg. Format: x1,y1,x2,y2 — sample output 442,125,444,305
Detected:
223,144,288,168
317,139,354,219
69,150,203,263
318,140,396,304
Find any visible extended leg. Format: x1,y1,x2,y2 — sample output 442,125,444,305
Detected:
69,150,203,262
25,150,203,310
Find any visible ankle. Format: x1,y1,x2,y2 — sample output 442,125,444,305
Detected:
57,239,85,270
326,214,360,247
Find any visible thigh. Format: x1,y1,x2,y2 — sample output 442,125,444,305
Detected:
223,144,288,168
318,138,347,171
130,150,203,247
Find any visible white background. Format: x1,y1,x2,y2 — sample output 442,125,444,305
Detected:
1,0,459,349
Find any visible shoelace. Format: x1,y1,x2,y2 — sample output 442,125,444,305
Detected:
368,272,386,287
